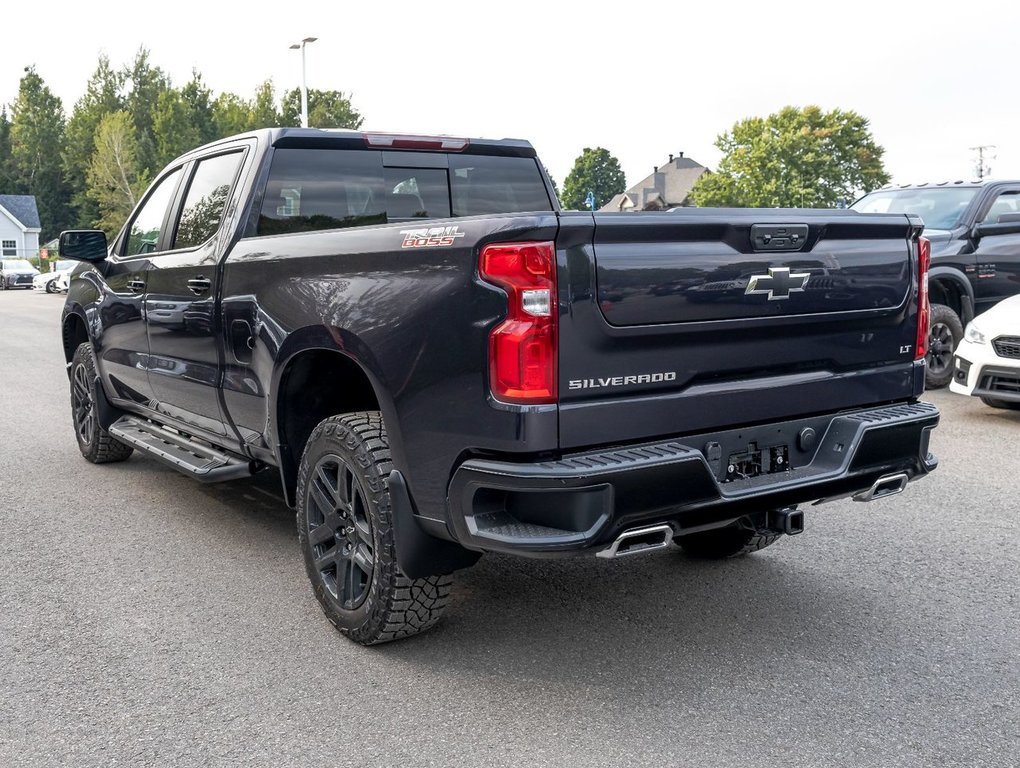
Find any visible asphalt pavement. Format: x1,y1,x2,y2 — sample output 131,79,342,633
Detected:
1,289,1017,767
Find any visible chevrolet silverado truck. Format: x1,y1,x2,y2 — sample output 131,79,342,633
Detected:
853,180,1020,388
59,128,939,645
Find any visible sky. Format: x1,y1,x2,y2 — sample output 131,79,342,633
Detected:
3,0,1019,194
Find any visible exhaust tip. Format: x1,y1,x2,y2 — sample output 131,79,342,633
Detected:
596,523,674,559
853,472,909,503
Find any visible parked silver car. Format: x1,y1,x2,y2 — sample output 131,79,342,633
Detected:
1,259,40,290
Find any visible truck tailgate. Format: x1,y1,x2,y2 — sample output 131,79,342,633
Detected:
556,209,925,449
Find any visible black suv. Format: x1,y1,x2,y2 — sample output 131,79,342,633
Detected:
853,180,1020,387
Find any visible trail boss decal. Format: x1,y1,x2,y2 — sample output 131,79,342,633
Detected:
400,225,466,248
569,372,677,390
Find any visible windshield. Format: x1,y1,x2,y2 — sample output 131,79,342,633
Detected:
53,260,75,271
851,187,979,230
3,260,35,271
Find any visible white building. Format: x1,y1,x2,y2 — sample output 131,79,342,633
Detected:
0,195,42,259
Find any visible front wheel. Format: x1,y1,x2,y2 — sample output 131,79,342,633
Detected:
296,412,452,645
925,304,964,389
674,524,782,559
70,342,133,464
45,279,57,294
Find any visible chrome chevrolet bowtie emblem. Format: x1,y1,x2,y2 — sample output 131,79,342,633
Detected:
745,267,811,301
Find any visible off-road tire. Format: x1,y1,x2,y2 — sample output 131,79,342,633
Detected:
296,412,452,645
926,304,964,389
70,342,133,464
674,524,781,559
980,396,1020,411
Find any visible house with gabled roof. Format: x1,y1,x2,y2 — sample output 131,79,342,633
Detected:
602,153,709,212
0,195,41,259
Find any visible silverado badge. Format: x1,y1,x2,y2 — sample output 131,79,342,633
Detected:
744,267,811,301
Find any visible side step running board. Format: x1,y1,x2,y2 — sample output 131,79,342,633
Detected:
109,416,254,483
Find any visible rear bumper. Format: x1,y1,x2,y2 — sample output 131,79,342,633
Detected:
446,401,939,556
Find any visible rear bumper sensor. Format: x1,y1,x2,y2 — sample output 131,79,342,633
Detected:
109,416,255,482
446,401,939,556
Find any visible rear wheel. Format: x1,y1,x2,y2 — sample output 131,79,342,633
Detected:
296,412,452,645
674,524,781,559
70,342,133,464
925,304,964,389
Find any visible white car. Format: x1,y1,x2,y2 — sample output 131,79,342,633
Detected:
950,295,1020,410
32,260,75,294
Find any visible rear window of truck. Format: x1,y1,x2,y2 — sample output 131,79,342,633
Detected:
257,149,553,236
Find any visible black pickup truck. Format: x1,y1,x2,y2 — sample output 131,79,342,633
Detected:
60,128,939,645
853,180,1020,387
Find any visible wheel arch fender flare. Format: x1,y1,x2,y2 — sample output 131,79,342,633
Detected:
927,267,975,324
269,325,406,501
61,305,92,366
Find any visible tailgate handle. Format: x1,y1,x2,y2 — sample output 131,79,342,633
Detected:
751,224,809,252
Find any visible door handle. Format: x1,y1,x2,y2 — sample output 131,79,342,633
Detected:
128,279,145,292
187,277,212,295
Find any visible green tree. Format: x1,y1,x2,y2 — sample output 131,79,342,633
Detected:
211,81,282,138
122,48,170,178
152,88,202,169
281,88,363,129
10,66,71,239
561,147,626,210
248,80,281,129
689,105,890,208
87,111,146,236
63,55,124,227
180,71,216,145
542,165,560,203
211,92,251,137
0,107,16,192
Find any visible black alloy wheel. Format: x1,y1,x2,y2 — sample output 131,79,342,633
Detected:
305,455,376,611
925,304,965,389
72,362,96,447
296,412,454,645
927,321,955,379
69,342,133,464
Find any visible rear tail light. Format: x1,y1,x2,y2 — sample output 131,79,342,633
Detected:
915,236,931,362
479,241,557,404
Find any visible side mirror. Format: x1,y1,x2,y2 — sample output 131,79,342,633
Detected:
973,215,1020,240
59,230,109,262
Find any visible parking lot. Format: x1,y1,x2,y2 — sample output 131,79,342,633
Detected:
1,288,1017,767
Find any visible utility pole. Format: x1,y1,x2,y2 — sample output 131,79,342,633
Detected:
289,37,318,128
970,145,996,179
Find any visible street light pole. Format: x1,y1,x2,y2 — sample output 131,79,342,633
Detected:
289,36,318,128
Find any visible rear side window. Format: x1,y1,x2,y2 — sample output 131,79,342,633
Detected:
257,148,551,236
449,155,552,217
173,151,244,249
